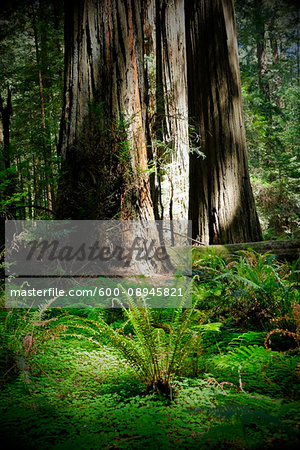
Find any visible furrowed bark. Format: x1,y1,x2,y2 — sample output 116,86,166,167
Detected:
57,0,154,220
186,0,262,244
145,0,189,221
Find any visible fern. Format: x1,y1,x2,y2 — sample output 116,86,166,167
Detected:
225,331,266,349
195,250,295,329
216,345,272,370
49,281,221,396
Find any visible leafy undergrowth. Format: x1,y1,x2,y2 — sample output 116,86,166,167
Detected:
0,252,299,449
1,333,299,449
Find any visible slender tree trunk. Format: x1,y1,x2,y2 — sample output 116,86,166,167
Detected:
186,0,262,244
269,13,285,108
16,156,26,219
254,0,270,97
256,25,269,96
0,86,14,256
0,86,16,218
31,145,41,217
27,181,33,219
297,15,300,80
51,0,64,82
57,0,154,220
30,4,54,215
0,87,12,172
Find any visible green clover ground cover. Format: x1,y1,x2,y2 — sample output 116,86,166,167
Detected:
1,252,299,449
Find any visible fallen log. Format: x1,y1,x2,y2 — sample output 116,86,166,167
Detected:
192,240,300,262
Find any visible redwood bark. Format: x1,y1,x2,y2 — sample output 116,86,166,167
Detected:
57,0,262,245
57,0,154,220
186,0,262,244
144,0,189,221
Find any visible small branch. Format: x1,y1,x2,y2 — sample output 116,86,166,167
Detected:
39,296,61,320
238,365,247,394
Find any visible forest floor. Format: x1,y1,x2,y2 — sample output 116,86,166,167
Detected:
1,251,299,449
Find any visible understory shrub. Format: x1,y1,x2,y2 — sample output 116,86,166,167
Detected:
194,250,298,330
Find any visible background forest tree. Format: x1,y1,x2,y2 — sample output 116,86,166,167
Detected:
0,0,299,244
235,0,300,239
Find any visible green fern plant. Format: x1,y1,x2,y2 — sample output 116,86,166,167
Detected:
90,284,221,396
51,282,221,397
224,331,266,349
194,251,295,329
210,344,300,398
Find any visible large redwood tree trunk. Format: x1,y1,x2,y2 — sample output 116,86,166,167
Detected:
57,0,154,220
57,0,262,245
144,0,189,221
186,0,262,243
